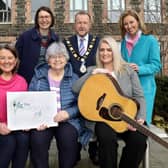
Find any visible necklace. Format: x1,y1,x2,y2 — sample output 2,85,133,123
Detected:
65,36,96,73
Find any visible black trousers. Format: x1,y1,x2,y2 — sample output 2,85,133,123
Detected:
95,122,147,168
30,122,78,168
0,131,29,168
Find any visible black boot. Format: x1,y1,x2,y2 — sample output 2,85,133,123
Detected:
88,141,99,165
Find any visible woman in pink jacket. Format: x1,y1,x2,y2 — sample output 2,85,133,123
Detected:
0,44,29,168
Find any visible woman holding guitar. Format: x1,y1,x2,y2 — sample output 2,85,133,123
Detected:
73,36,147,168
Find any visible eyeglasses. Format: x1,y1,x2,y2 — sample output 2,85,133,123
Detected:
38,15,51,20
49,55,65,59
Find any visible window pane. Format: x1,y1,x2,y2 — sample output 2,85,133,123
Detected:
31,0,50,21
0,0,11,22
108,11,122,22
70,0,87,10
107,0,125,23
144,0,160,10
144,0,161,23
74,0,82,9
113,0,124,9
144,11,161,23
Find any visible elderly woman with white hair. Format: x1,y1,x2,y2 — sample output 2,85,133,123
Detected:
29,41,92,168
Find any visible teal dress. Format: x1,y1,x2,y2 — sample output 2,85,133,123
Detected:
121,34,161,124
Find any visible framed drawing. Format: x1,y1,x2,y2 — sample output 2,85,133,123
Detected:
7,91,58,130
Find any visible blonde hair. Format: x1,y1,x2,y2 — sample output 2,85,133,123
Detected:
96,35,127,73
119,9,151,39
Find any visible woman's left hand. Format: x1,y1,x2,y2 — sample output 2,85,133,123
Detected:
0,123,11,135
53,110,70,122
127,118,145,131
129,63,139,72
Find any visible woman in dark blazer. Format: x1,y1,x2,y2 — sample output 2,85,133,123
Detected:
15,6,59,84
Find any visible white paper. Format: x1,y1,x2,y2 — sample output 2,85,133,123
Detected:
7,91,58,130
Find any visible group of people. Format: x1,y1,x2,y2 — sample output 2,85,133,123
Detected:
0,6,161,168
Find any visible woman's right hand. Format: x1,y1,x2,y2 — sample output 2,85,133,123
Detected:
0,122,11,135
92,68,111,75
36,124,48,131
129,63,139,72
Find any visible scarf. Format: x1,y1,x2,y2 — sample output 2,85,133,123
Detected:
125,30,142,56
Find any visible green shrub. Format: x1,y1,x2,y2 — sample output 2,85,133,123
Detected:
153,75,168,119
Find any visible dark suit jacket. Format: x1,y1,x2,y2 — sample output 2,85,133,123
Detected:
15,27,59,84
64,34,99,77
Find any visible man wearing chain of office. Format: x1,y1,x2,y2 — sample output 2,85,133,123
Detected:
64,10,99,77
64,10,100,165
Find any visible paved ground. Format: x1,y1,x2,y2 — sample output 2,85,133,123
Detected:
26,124,168,168
145,124,168,168
74,137,168,168
148,138,168,168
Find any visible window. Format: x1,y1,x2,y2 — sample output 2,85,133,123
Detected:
31,0,50,22
144,0,161,23
0,0,11,23
107,0,125,23
69,0,88,22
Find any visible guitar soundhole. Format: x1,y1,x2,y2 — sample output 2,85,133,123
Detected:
109,104,122,120
99,107,121,121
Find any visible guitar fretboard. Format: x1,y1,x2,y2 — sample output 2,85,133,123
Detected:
121,113,168,149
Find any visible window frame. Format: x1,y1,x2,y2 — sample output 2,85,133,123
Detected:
0,0,11,23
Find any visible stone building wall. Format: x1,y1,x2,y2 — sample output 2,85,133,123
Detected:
0,0,168,75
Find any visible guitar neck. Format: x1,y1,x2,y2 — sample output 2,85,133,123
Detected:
121,113,168,149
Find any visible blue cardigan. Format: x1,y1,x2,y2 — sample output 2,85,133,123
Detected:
121,34,161,124
15,27,59,84
29,63,92,146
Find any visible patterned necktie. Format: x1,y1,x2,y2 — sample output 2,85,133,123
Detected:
79,38,85,56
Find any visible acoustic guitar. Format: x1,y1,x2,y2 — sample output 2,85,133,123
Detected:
78,73,168,149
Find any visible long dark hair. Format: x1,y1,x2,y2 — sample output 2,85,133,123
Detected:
34,6,55,29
